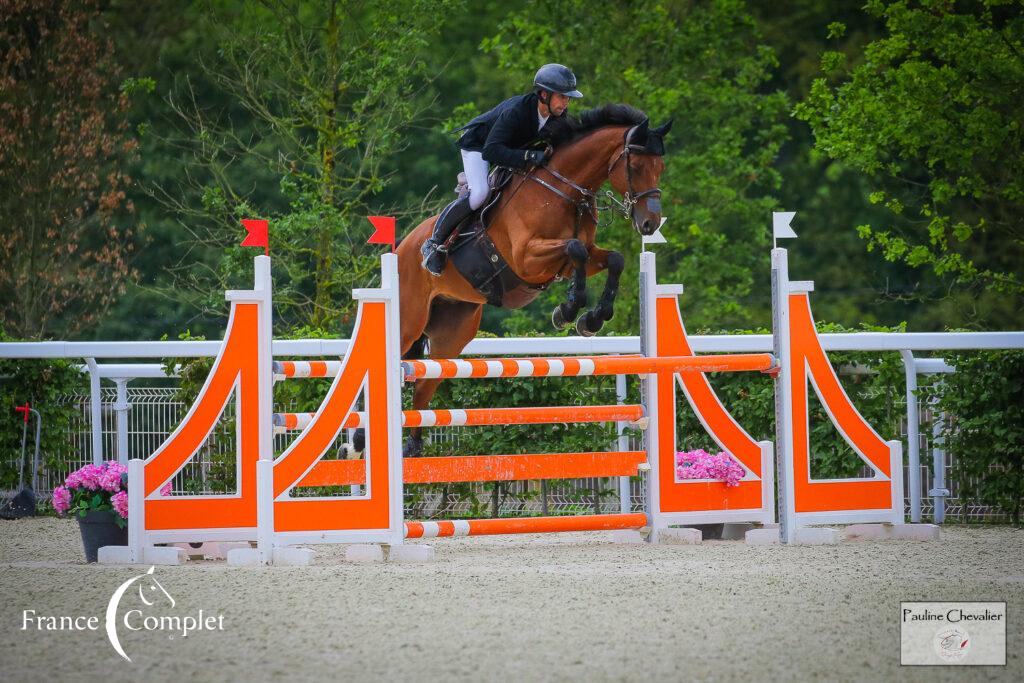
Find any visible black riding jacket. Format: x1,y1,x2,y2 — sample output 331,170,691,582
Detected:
456,93,550,169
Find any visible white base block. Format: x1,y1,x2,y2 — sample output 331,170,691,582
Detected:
653,527,702,545
97,546,134,564
720,523,755,541
345,544,386,563
745,528,780,545
386,544,435,563
226,548,265,566
893,523,941,541
273,547,314,566
608,529,646,544
793,527,839,545
98,545,185,565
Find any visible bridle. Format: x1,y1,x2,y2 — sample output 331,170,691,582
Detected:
520,125,662,236
603,129,663,227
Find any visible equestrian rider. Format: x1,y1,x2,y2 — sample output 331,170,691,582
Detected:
420,63,583,276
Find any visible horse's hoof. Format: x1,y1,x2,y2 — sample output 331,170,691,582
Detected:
552,305,570,331
576,312,601,337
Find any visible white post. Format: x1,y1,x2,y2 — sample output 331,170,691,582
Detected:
616,373,631,513
127,458,144,563
639,251,659,540
900,350,921,522
771,247,796,545
254,255,275,563
86,358,103,464
113,378,130,465
381,252,406,544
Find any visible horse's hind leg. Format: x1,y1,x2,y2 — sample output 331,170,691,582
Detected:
577,247,624,336
347,332,431,457
551,239,589,330
405,299,483,457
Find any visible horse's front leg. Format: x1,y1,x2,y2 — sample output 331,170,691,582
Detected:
550,239,590,331
576,246,624,336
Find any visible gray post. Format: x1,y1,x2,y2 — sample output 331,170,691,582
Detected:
900,351,921,522
85,358,103,464
113,378,131,465
929,384,948,524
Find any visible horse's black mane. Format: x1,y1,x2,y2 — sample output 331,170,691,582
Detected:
544,103,648,147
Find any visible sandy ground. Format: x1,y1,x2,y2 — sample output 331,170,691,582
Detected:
0,518,1020,682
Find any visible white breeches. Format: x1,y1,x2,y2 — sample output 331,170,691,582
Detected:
461,149,491,210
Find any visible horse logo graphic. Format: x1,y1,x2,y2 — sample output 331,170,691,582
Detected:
105,566,174,662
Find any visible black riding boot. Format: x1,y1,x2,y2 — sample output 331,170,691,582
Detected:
421,196,473,276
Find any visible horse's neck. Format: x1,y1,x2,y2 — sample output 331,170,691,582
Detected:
549,128,625,191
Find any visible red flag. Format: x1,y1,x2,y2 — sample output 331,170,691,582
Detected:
241,218,269,255
367,216,396,251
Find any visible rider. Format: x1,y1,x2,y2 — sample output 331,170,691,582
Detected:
420,63,583,276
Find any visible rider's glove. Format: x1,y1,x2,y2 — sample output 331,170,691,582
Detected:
524,149,547,166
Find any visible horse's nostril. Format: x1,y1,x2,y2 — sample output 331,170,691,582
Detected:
642,219,651,233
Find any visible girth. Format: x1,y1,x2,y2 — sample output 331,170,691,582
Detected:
448,227,549,309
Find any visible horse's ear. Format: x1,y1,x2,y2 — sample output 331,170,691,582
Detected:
627,118,649,146
652,118,673,137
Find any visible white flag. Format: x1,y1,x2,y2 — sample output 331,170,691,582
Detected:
642,216,668,245
772,211,797,239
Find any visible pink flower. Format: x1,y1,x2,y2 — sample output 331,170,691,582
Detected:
675,449,744,487
111,491,129,519
52,486,71,515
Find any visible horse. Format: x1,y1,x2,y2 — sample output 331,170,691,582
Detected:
364,104,670,457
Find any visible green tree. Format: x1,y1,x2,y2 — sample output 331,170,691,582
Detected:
795,0,1024,327
479,0,789,334
156,0,459,332
0,0,139,339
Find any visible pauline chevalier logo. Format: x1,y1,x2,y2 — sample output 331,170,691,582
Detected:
901,601,1005,666
22,566,226,661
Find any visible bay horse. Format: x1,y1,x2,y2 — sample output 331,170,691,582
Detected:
361,105,670,456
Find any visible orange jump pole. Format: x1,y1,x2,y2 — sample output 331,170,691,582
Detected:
402,353,776,380
404,512,649,538
273,404,645,431
299,450,647,487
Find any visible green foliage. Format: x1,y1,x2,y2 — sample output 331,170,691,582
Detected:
0,335,86,489
483,0,790,333
922,350,1024,524
153,0,462,332
795,0,1024,312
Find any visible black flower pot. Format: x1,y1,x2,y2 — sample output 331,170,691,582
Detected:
77,510,128,562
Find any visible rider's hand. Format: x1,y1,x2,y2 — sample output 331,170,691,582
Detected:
525,149,547,166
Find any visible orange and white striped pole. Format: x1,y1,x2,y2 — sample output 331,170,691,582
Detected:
273,404,645,432
402,353,775,380
404,512,648,538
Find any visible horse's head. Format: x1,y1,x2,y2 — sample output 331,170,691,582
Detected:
608,118,672,236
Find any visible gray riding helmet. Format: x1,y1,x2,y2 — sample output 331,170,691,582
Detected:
533,64,583,98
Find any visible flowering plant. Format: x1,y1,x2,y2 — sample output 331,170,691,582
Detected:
52,462,170,528
675,449,744,487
